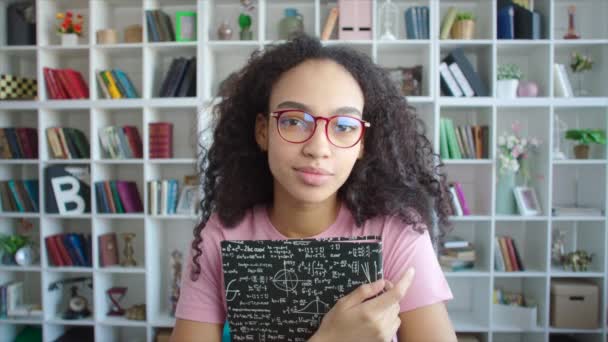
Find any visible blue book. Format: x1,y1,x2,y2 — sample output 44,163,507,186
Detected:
62,234,82,266
404,8,417,39
145,10,160,42
68,233,88,267
7,180,24,212
4,128,21,158
114,69,139,98
420,6,429,39
497,6,514,39
23,179,39,212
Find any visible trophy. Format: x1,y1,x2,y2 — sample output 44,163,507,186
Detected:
106,287,127,316
120,233,137,267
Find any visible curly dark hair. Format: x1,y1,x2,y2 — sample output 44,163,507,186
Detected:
191,33,453,281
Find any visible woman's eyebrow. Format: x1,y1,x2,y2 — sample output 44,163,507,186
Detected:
276,101,362,117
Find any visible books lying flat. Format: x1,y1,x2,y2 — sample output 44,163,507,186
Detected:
222,236,383,341
552,206,604,217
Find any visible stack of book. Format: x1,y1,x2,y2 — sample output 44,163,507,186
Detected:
98,126,143,159
46,127,90,159
43,67,89,99
439,48,488,97
96,69,139,99
448,181,470,216
404,6,430,39
158,57,196,97
44,233,92,267
0,180,39,213
552,206,604,217
145,9,175,42
149,122,173,158
148,179,179,215
0,281,42,318
0,127,38,159
94,180,143,214
497,3,541,40
440,117,489,160
494,235,524,272
439,238,475,271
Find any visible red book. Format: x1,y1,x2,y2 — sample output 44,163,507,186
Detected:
66,69,89,99
26,128,38,158
43,67,66,99
149,122,173,158
505,237,520,272
52,69,72,99
43,67,56,99
15,128,34,158
53,234,73,266
116,181,143,213
123,126,143,158
62,69,84,98
98,233,119,267
55,69,79,99
44,236,63,266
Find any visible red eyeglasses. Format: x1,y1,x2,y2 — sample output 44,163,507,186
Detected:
270,109,370,148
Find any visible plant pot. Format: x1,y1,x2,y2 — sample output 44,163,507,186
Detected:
497,79,519,98
451,20,475,39
573,144,589,159
60,33,79,46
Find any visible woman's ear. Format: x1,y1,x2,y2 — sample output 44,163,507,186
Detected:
255,113,268,151
357,139,365,159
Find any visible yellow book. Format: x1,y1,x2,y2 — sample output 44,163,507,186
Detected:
102,70,122,99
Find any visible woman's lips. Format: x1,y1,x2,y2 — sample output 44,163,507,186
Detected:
294,167,333,186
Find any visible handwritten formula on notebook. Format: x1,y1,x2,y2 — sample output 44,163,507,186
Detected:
221,235,383,342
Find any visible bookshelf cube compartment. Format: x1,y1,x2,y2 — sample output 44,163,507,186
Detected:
265,0,315,42
377,44,431,97
552,164,606,216
492,332,544,342
374,0,431,41
93,164,144,215
94,273,146,325
553,107,607,160
207,0,258,41
443,221,492,273
0,110,38,161
204,43,259,98
92,108,144,160
42,217,91,269
0,49,37,81
40,109,90,161
438,0,492,40
0,324,42,341
549,334,604,342
446,277,491,331
145,163,198,216
145,44,197,99
496,44,551,98
39,49,90,100
90,0,144,45
0,271,42,321
444,164,492,216
91,47,143,100
146,219,193,325
439,45,492,97
495,221,548,273
440,106,492,160
145,0,198,42
553,0,608,40
550,221,606,274
43,271,94,322
493,277,546,330
38,0,90,46
94,218,146,270
146,107,197,159
0,164,39,214
0,217,40,268
553,44,608,98
96,325,146,342
549,277,604,330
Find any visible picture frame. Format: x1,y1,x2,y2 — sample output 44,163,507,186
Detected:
513,186,541,216
176,185,199,215
175,11,197,42
384,65,423,96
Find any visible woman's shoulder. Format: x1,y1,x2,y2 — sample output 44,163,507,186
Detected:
199,206,261,241
360,208,428,239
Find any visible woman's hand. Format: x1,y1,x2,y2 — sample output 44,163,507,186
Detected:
310,268,415,342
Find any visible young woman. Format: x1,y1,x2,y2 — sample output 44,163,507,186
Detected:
171,34,457,342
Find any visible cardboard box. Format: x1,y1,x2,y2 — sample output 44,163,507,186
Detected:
550,279,599,329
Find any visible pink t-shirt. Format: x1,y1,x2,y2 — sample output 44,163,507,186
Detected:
176,203,453,339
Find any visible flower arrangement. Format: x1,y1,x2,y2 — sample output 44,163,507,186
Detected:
56,11,84,35
570,51,593,73
497,120,542,178
497,63,523,81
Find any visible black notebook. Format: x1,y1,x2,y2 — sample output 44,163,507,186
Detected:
221,235,383,342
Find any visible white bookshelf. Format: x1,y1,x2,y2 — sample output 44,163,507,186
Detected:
0,0,606,341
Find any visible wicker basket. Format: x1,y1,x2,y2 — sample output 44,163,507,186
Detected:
451,20,475,39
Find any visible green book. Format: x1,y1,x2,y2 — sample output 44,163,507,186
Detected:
445,118,462,159
439,118,450,159
109,181,125,213
440,7,458,40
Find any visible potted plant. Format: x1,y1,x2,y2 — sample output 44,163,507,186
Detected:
56,11,84,46
497,64,523,99
0,234,32,265
451,11,475,39
565,129,606,159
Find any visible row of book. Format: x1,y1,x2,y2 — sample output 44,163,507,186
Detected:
495,235,525,272
440,117,489,160
148,179,179,215
0,127,38,159
0,180,39,213
439,238,475,271
46,127,90,159
43,67,89,100
145,9,176,42
552,206,604,217
497,3,541,40
439,48,488,97
44,233,92,267
0,281,42,318
94,180,143,214
149,122,173,159
96,69,139,99
448,181,470,216
404,6,430,39
159,57,197,97
99,126,143,159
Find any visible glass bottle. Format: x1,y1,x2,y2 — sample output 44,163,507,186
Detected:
378,0,398,40
279,8,304,40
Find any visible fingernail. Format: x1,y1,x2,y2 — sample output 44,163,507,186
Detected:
375,279,386,289
406,267,415,279
385,280,394,290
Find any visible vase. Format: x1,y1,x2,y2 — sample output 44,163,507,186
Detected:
496,171,517,215
60,33,79,46
496,79,519,98
572,71,590,97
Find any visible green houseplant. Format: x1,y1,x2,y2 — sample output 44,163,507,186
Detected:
497,64,523,99
565,129,606,159
451,11,475,39
0,234,31,264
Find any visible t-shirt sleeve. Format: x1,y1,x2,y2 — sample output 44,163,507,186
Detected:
175,218,226,324
382,219,453,313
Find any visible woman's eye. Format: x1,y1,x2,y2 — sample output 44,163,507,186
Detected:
335,124,355,132
280,118,306,128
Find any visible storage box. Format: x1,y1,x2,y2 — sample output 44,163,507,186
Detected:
492,303,538,329
550,279,599,329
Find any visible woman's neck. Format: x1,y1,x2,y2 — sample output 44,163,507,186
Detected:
268,195,340,238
